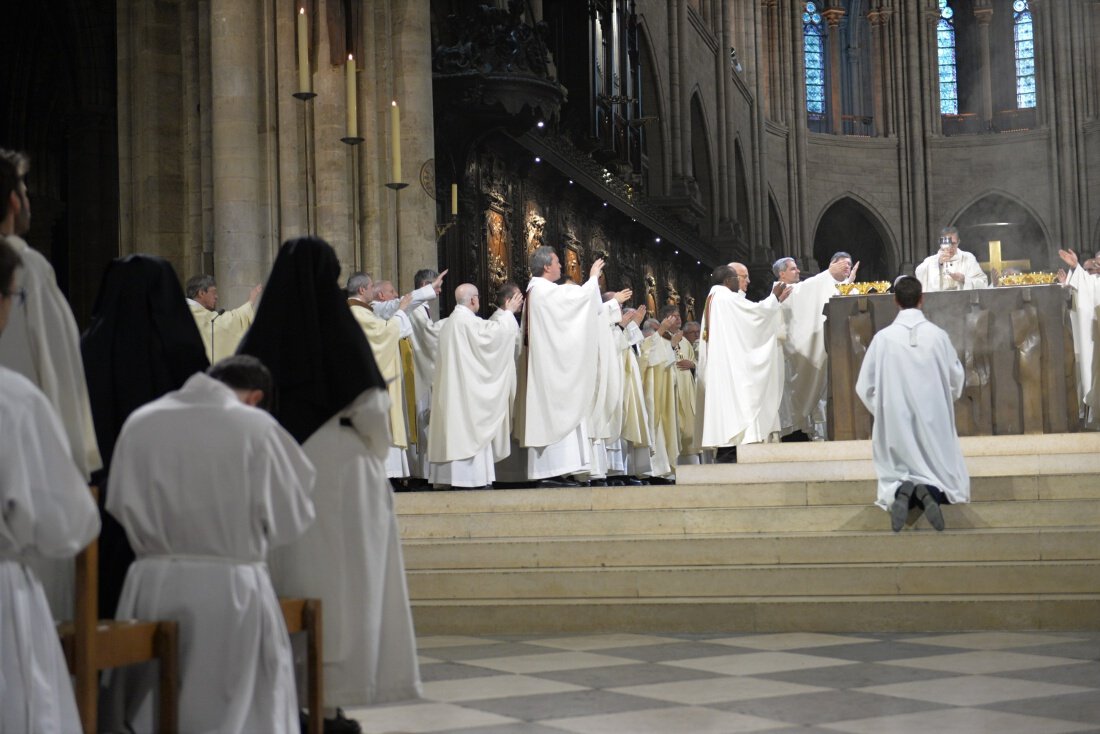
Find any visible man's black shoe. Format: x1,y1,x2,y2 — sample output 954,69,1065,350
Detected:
715,446,738,463
625,477,645,486
914,484,945,531
323,708,362,734
533,477,579,488
891,481,914,532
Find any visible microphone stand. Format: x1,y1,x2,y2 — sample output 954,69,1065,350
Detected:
210,308,226,361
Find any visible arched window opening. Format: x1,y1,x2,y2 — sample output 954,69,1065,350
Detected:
1013,0,1036,109
803,2,826,121
937,0,958,115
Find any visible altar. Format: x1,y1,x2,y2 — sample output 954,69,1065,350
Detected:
824,284,1080,440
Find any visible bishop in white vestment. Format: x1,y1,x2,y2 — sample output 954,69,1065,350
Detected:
428,284,522,487
699,264,790,449
914,228,988,292
776,255,849,439
104,367,316,734
514,247,604,481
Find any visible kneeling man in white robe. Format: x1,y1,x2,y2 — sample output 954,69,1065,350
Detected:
104,356,316,734
856,275,969,532
429,284,523,487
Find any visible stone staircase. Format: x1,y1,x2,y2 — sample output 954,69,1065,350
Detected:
396,434,1100,635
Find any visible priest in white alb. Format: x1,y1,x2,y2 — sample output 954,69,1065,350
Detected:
777,253,855,440
640,312,681,480
428,284,523,487
0,239,100,734
914,226,988,293
856,275,968,532
185,274,263,362
407,268,447,480
0,148,101,622
103,356,316,734
514,246,604,485
347,272,416,479
1059,248,1100,426
698,263,790,454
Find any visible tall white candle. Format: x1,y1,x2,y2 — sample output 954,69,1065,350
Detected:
391,100,402,182
297,7,310,93
346,54,357,138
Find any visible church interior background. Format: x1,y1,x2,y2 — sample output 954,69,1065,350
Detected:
7,3,1100,731
4,0,1095,323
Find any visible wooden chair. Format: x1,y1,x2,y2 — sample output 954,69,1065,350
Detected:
58,488,179,734
280,597,324,734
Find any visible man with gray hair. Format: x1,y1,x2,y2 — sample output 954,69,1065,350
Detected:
428,283,523,488
347,271,418,481
514,245,605,486
406,268,447,483
778,252,856,440
185,273,262,363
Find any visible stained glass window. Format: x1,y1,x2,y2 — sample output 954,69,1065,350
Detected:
1014,0,1036,109
937,0,958,115
803,2,825,116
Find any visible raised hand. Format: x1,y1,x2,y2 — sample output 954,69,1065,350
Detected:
589,258,606,281
614,288,632,304
1058,249,1079,270
505,291,524,313
431,269,449,295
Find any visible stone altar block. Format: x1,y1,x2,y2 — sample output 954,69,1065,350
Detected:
825,285,1080,440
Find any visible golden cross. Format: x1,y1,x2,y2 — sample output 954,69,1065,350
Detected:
980,240,1031,282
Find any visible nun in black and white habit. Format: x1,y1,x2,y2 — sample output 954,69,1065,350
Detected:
238,237,421,710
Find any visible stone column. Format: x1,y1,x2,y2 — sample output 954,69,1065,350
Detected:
921,2,942,136
210,0,265,305
974,1,994,129
311,4,354,273
716,0,730,226
868,8,888,137
822,6,846,134
389,0,437,291
668,0,683,179
678,0,691,182
762,0,777,120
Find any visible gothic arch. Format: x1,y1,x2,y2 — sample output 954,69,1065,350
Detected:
689,89,718,238
946,189,1051,269
811,193,897,279
636,20,670,197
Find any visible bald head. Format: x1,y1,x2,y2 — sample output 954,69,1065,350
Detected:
455,283,478,307
730,262,749,293
373,280,398,302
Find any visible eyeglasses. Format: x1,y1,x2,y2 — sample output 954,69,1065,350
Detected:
2,288,26,306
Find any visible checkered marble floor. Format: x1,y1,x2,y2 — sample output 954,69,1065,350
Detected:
342,631,1100,733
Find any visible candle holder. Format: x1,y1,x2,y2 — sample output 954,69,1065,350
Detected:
293,91,317,101
342,136,364,146
385,182,408,191
436,216,457,239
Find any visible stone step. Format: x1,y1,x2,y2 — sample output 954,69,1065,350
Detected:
677,451,1100,485
396,473,1100,515
403,528,1100,570
399,498,1100,539
410,594,1100,635
736,432,1100,465
407,560,1100,600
